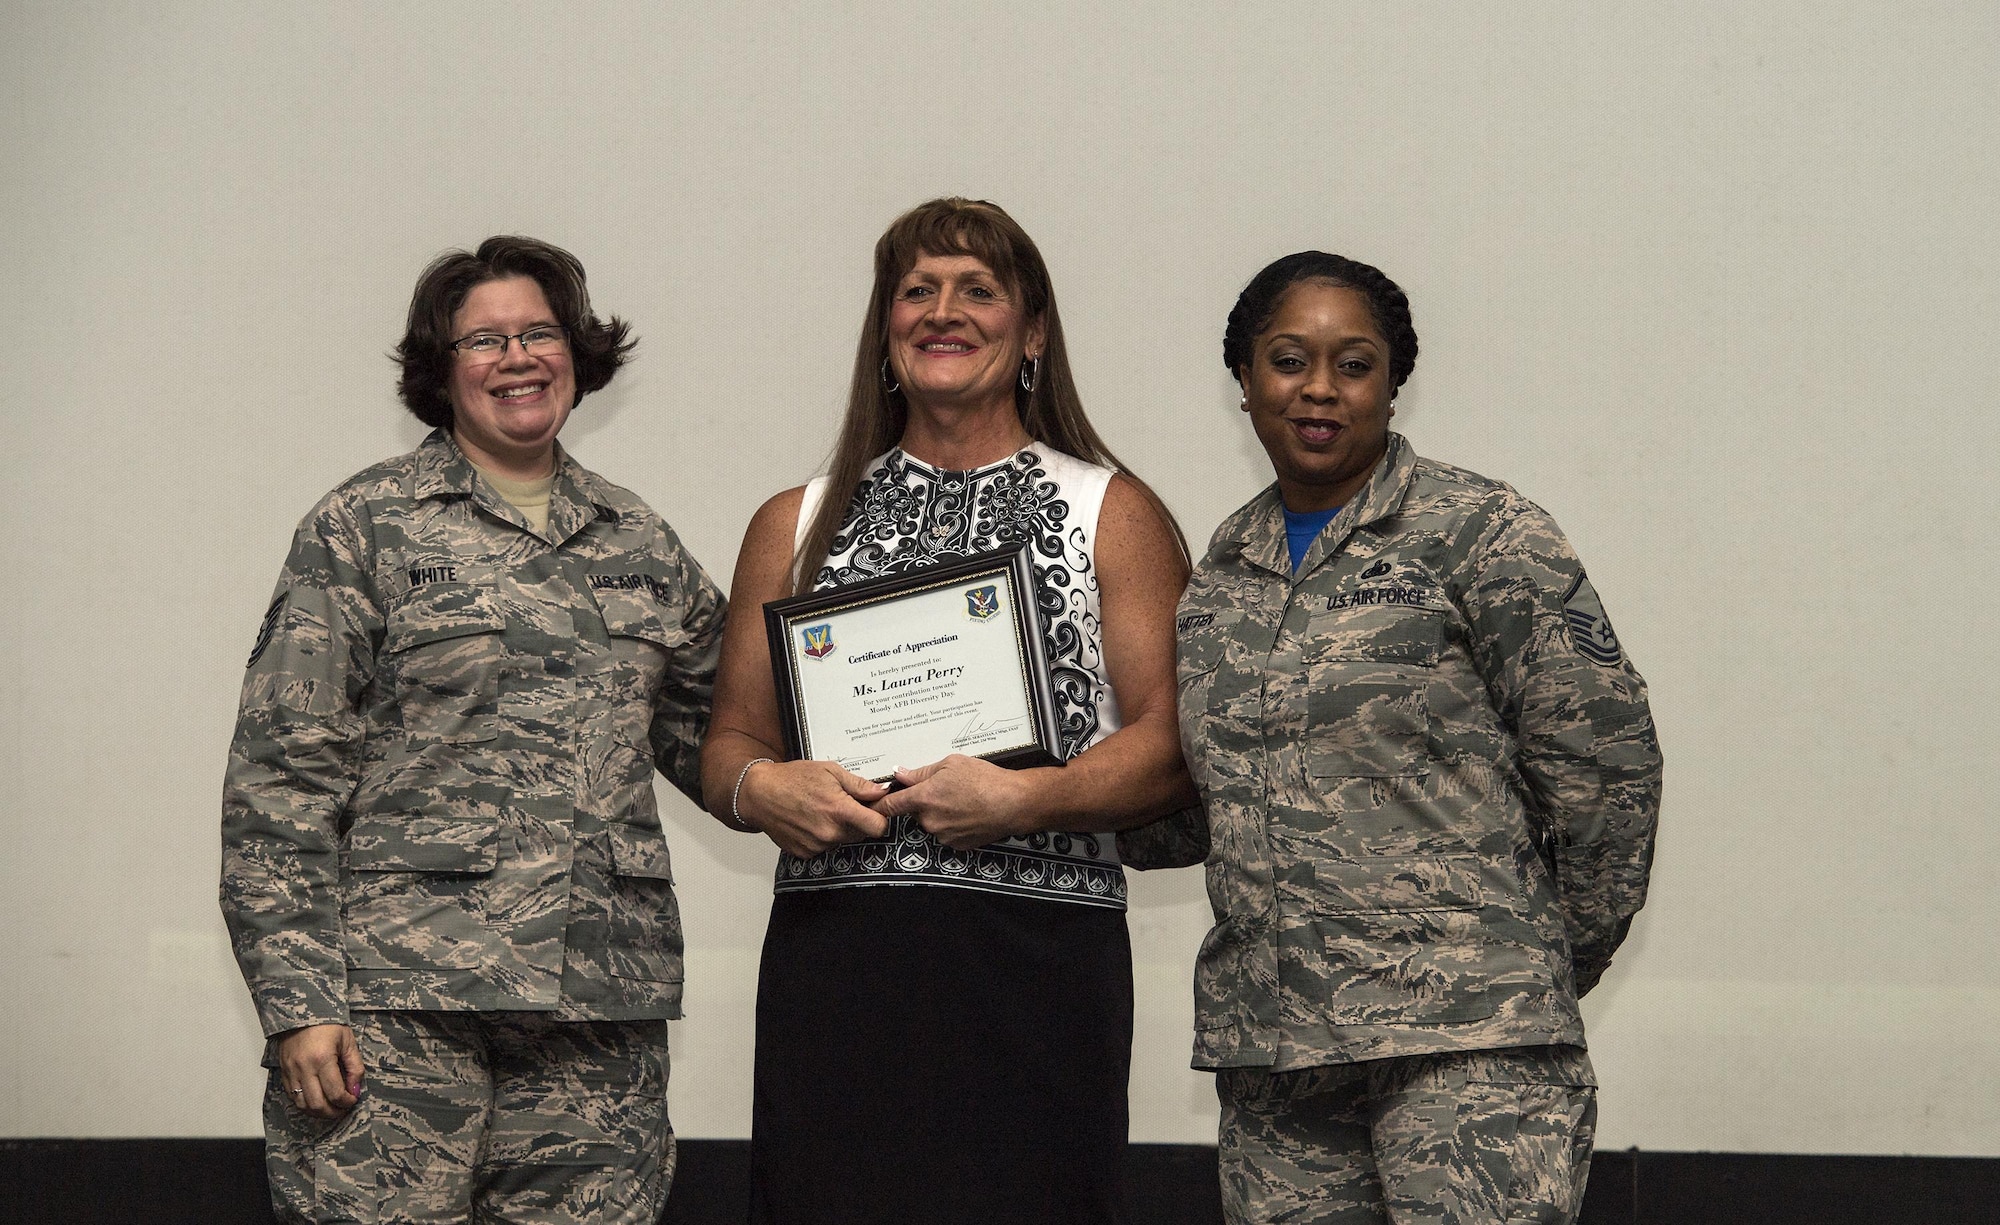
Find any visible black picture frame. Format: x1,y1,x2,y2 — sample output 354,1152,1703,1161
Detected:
762,543,1065,780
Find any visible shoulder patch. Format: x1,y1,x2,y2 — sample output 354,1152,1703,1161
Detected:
247,593,286,668
1561,572,1623,666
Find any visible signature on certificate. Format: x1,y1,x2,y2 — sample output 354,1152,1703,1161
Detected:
951,710,1026,748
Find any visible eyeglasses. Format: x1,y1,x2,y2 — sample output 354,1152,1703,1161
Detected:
448,325,568,361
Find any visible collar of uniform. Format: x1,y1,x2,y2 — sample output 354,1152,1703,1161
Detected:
549,448,625,525
1223,432,1419,578
1345,431,1419,529
411,428,482,503
410,429,625,531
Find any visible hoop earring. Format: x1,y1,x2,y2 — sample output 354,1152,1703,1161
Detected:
1019,355,1041,394
880,357,900,395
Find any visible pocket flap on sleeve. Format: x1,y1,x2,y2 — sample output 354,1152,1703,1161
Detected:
608,823,674,881
346,818,500,872
1308,854,1483,914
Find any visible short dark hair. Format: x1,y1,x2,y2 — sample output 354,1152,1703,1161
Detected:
1223,251,1418,393
394,236,635,428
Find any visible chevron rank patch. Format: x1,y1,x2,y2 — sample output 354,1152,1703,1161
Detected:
1562,572,1623,666
247,593,286,668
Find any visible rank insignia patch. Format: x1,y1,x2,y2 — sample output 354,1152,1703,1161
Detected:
1562,572,1624,666
965,584,1000,620
800,623,836,659
247,593,286,668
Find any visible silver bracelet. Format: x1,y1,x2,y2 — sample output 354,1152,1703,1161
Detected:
728,758,774,832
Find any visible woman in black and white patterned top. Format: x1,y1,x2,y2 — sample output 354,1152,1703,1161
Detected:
703,198,1195,1224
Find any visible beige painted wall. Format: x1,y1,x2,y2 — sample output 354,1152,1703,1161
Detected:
3,1,1995,1152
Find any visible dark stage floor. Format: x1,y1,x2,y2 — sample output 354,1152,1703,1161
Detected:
3,1139,1996,1224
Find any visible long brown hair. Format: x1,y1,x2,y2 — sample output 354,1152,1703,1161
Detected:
793,197,1184,592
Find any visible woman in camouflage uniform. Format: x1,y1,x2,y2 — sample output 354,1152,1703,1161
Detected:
1176,252,1663,1224
222,237,724,1224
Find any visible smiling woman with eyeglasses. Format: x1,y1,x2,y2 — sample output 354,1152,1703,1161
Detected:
221,235,726,1224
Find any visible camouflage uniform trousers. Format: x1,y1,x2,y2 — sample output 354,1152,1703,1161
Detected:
1216,1046,1596,1225
263,1011,673,1224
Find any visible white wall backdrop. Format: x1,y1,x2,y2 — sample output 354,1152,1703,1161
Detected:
3,1,1995,1153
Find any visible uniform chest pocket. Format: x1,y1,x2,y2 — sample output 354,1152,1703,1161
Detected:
1303,607,1443,779
381,573,510,745
590,585,691,657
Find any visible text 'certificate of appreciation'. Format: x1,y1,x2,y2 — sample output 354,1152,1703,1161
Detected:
763,545,1064,783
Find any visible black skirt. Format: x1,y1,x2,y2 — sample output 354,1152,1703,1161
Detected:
749,884,1134,1225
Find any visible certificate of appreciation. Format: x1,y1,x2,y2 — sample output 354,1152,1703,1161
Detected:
763,544,1064,782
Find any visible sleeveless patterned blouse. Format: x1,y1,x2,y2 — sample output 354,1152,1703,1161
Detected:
775,445,1127,908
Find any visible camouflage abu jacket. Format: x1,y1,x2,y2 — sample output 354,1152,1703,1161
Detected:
221,431,724,1037
1178,433,1661,1071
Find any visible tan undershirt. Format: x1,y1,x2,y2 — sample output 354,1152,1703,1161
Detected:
472,464,555,536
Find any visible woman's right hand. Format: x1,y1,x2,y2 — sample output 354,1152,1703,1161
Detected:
735,758,889,858
275,1023,364,1120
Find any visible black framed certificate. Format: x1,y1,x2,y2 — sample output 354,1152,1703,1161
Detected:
763,544,1064,783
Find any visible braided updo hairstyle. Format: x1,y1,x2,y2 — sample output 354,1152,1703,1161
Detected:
1222,252,1418,393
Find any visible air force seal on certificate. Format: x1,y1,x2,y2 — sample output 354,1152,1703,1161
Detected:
801,623,836,659
965,584,1000,620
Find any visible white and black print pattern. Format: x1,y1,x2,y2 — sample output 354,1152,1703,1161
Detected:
778,446,1126,908
815,448,1109,757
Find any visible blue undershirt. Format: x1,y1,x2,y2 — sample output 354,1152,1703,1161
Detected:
1283,504,1343,574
